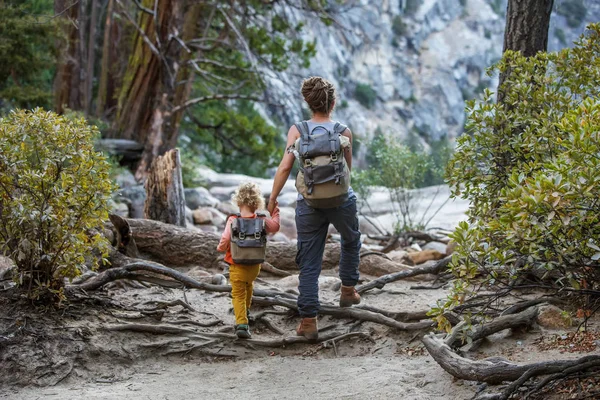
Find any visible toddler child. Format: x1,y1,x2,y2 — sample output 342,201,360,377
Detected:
217,182,280,338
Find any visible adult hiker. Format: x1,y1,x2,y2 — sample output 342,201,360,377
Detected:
267,76,361,340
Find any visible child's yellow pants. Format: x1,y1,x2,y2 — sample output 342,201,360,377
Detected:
229,263,261,325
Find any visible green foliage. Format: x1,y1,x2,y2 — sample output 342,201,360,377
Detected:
0,109,114,302
0,1,58,112
355,83,377,109
357,134,450,233
556,0,587,28
392,16,407,36
435,25,600,329
181,99,282,178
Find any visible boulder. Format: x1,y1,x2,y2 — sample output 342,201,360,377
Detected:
278,191,298,208
446,240,458,255
185,206,193,224
408,249,445,265
537,305,572,329
278,207,297,240
387,250,414,266
109,200,129,218
0,256,15,280
208,208,227,226
268,232,291,243
359,254,412,277
114,170,137,189
423,241,448,255
216,201,238,216
209,186,237,201
198,225,218,233
117,185,146,219
192,208,213,225
185,187,219,209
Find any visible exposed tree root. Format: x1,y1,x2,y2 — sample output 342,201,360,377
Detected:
355,304,430,322
259,262,292,277
422,333,600,385
356,256,451,294
252,296,434,331
444,306,539,348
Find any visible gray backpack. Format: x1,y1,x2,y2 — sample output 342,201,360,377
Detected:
292,121,350,208
230,215,267,265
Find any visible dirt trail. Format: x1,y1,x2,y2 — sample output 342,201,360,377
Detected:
5,355,475,400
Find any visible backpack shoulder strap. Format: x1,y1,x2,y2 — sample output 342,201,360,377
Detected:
333,122,348,135
295,121,310,157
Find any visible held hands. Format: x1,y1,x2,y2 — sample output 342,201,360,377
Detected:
267,198,278,215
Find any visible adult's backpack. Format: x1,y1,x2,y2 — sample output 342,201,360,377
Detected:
290,121,351,208
230,215,267,265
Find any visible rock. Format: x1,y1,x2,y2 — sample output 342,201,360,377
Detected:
197,225,218,233
117,185,146,219
208,208,227,226
278,191,298,208
185,206,193,224
268,232,291,243
278,207,297,240
208,186,237,202
537,305,572,329
360,255,412,277
216,201,238,216
446,240,458,255
358,216,386,236
185,187,219,209
109,200,129,218
187,267,211,279
408,249,445,265
275,274,341,291
0,256,15,280
114,170,137,189
423,241,448,255
192,208,213,225
387,250,414,266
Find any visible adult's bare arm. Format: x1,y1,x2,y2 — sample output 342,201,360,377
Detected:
267,125,299,214
342,127,353,171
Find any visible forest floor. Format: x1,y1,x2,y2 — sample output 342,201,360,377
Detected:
2,267,599,400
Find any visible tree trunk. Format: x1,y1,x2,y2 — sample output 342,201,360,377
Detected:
497,0,554,101
53,0,85,113
84,0,99,115
115,0,199,180
144,149,186,227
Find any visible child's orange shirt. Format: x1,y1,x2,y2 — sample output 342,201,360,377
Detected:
217,207,280,264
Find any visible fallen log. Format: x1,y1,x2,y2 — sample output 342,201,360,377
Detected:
356,256,452,294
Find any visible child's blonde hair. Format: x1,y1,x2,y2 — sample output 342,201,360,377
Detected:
231,182,265,211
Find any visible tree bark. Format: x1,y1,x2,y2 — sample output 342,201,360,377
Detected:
53,0,85,113
115,0,199,179
144,149,186,227
497,0,554,102
84,0,99,115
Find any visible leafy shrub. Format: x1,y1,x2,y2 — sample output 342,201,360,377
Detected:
434,25,600,327
556,0,587,28
354,83,378,109
0,109,114,302
355,134,448,233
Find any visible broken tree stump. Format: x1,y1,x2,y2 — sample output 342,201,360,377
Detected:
144,148,186,227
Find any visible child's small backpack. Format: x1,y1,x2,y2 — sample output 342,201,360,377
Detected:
230,214,267,264
290,121,351,209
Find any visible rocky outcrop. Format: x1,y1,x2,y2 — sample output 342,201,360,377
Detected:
260,0,599,159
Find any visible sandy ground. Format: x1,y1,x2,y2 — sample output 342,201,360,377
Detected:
5,355,478,400
2,268,598,400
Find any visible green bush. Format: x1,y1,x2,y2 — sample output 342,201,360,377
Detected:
433,25,600,328
356,134,448,233
0,109,114,302
556,0,587,28
354,83,378,109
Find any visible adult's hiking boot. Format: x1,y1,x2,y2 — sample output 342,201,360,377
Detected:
339,285,361,307
235,324,251,339
296,317,318,341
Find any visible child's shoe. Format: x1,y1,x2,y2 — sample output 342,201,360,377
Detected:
339,285,361,307
235,324,251,339
296,317,318,341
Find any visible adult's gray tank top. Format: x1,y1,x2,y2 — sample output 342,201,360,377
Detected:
296,120,355,201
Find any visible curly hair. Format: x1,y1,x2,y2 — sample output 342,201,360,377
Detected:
231,182,265,211
301,76,336,115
